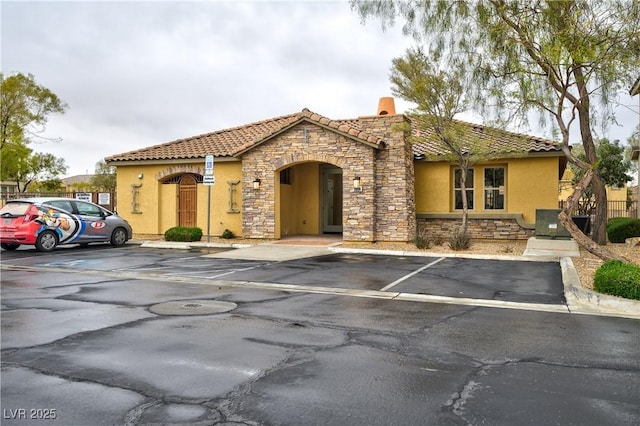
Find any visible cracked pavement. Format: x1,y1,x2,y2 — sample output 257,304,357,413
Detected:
1,245,639,425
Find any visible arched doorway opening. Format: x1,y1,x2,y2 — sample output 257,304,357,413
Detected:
277,162,342,237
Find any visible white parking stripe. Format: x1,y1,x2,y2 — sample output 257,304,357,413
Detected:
379,257,445,292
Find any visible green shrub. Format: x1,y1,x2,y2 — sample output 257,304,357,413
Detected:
221,229,234,239
606,218,640,243
607,217,630,227
415,228,432,249
448,227,472,251
593,261,640,300
164,226,203,242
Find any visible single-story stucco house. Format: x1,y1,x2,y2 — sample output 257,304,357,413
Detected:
105,98,565,242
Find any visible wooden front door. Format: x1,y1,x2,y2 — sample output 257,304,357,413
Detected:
178,175,197,227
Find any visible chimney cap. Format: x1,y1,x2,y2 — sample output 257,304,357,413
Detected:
377,97,396,116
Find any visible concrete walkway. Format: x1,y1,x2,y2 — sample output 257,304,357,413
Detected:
523,237,581,257
204,244,333,261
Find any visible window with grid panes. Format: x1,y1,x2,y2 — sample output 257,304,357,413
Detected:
484,167,505,210
454,168,474,210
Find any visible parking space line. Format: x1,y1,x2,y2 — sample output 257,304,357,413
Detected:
379,257,445,292
205,266,258,279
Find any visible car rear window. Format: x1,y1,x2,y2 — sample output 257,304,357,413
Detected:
0,202,32,217
46,200,74,212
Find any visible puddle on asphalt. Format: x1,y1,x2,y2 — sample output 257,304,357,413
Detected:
149,300,238,316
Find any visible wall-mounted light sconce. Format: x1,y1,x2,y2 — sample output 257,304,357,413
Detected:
137,173,144,179
353,176,362,192
253,178,261,190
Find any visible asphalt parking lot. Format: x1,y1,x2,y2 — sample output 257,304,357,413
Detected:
222,253,565,304
1,244,565,306
1,244,639,425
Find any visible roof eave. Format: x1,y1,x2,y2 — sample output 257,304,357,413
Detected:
105,157,240,167
414,149,563,161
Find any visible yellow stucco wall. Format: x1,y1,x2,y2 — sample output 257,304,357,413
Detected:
415,162,450,212
116,154,560,237
559,168,628,203
415,156,560,223
115,161,242,238
508,157,559,222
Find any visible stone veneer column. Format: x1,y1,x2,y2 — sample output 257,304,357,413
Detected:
357,115,416,242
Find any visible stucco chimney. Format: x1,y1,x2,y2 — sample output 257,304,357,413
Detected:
377,97,396,115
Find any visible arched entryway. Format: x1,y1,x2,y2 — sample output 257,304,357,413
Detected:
178,174,197,227
277,162,343,237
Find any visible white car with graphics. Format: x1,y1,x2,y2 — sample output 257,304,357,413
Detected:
0,197,133,252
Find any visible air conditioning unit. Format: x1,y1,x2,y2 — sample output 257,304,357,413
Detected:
535,209,571,239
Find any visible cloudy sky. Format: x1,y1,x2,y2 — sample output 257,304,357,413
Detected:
2,0,638,177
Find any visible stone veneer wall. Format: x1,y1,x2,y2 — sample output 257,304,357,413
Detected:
417,215,535,240
357,115,416,242
241,122,377,241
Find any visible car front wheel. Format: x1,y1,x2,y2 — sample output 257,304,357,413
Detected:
110,228,128,247
1,243,20,250
35,230,58,252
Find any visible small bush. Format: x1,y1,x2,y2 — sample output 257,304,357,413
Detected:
606,218,640,243
448,227,472,251
433,235,444,246
593,260,640,300
164,226,203,242
415,228,433,249
221,229,234,239
502,245,514,254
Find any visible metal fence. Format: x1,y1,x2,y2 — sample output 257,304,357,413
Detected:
558,200,638,219
1,191,117,212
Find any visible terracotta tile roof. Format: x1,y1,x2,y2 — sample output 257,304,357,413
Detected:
105,109,383,163
232,108,383,155
105,110,560,163
105,112,302,162
410,118,561,158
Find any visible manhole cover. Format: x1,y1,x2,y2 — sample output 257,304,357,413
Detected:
149,300,237,316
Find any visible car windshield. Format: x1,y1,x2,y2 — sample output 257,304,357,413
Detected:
0,202,32,217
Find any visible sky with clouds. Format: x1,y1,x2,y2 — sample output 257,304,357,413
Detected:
2,0,638,177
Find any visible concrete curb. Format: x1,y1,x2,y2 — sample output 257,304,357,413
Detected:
138,241,251,250
560,257,640,319
330,247,558,262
